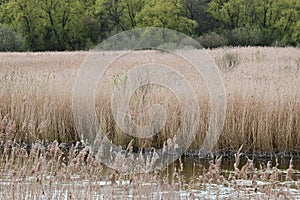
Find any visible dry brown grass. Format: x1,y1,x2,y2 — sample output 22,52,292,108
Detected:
0,47,299,152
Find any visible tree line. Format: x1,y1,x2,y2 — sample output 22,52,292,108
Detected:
0,0,299,51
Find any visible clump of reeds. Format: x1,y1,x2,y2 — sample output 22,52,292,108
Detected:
0,140,299,199
193,145,299,199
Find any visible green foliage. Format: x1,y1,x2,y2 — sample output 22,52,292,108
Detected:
0,0,101,51
198,32,228,48
38,0,99,50
0,0,299,50
274,0,300,45
135,0,197,35
208,0,243,29
183,0,219,34
94,0,145,34
0,25,26,51
209,0,300,46
229,27,263,46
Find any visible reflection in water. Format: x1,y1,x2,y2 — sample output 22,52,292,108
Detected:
164,156,300,182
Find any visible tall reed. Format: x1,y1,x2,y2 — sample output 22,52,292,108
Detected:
0,47,299,152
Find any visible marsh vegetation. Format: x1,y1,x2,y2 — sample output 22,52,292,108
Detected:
0,47,299,199
0,47,299,152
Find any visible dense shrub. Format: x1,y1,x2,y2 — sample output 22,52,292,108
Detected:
229,27,263,46
217,51,240,71
198,32,228,49
0,25,26,52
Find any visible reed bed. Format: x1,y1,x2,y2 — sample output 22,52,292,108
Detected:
0,141,299,199
0,47,299,152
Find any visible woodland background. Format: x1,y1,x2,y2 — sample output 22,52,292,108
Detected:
0,0,299,51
